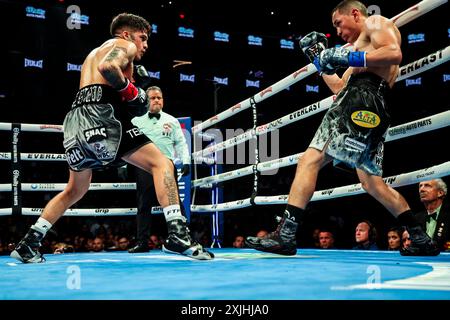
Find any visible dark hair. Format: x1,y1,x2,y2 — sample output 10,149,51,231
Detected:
332,0,368,17
110,13,151,37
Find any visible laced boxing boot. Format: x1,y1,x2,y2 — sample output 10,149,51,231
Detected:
163,216,214,260
400,226,440,256
10,228,46,263
245,213,298,256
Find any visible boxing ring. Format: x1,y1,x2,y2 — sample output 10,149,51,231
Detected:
1,0,450,301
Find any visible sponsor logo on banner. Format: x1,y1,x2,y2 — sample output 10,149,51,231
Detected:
231,104,241,112
25,6,46,19
213,76,228,85
67,63,82,72
416,169,436,179
95,209,110,214
149,71,160,79
280,39,294,49
293,67,308,79
40,124,63,131
289,103,320,120
248,35,262,46
383,176,397,184
24,58,43,68
214,31,229,42
321,189,334,196
178,27,194,38
26,153,66,160
400,50,443,76
69,12,90,25
306,85,319,93
260,87,273,97
31,184,38,189
31,208,44,212
0,152,9,159
406,77,421,86
246,80,260,88
388,118,432,136
351,110,380,128
407,33,425,43
278,195,288,201
180,73,195,83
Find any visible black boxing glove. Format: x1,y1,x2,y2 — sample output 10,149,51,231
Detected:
299,31,328,64
117,79,148,116
133,64,152,90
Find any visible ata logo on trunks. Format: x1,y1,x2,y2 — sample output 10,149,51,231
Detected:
66,146,85,166
84,126,107,143
351,110,380,128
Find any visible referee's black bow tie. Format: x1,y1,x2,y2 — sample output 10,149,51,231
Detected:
148,112,161,120
427,212,438,223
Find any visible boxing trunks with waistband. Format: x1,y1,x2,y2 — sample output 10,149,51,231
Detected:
63,84,152,171
309,72,390,176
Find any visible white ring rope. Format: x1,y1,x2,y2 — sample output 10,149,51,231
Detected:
191,0,448,133
192,46,449,159
191,161,450,212
192,110,450,188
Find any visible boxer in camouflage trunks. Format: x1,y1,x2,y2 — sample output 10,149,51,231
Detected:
11,13,213,263
245,0,439,257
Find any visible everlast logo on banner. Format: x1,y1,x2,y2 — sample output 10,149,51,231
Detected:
400,50,443,76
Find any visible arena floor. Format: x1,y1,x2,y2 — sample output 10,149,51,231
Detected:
1,248,450,300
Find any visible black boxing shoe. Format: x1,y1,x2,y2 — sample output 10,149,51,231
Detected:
400,226,440,256
128,242,150,253
10,228,46,263
245,215,297,256
162,217,214,260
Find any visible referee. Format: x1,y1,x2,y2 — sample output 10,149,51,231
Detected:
128,86,191,253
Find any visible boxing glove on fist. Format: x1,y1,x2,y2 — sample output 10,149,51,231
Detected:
299,31,328,63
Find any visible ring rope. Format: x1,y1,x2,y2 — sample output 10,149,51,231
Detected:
191,161,450,212
192,110,450,187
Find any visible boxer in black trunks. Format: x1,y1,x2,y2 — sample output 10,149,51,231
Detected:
11,13,213,262
246,0,439,256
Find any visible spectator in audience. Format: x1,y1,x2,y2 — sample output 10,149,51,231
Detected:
402,229,411,249
232,235,245,248
53,242,74,254
90,237,106,253
417,179,449,251
149,234,163,250
117,237,130,251
318,229,336,249
353,220,379,250
387,226,404,251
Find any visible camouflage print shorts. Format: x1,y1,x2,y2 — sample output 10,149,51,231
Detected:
309,73,391,176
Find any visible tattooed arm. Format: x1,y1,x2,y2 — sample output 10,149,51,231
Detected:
97,39,137,89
